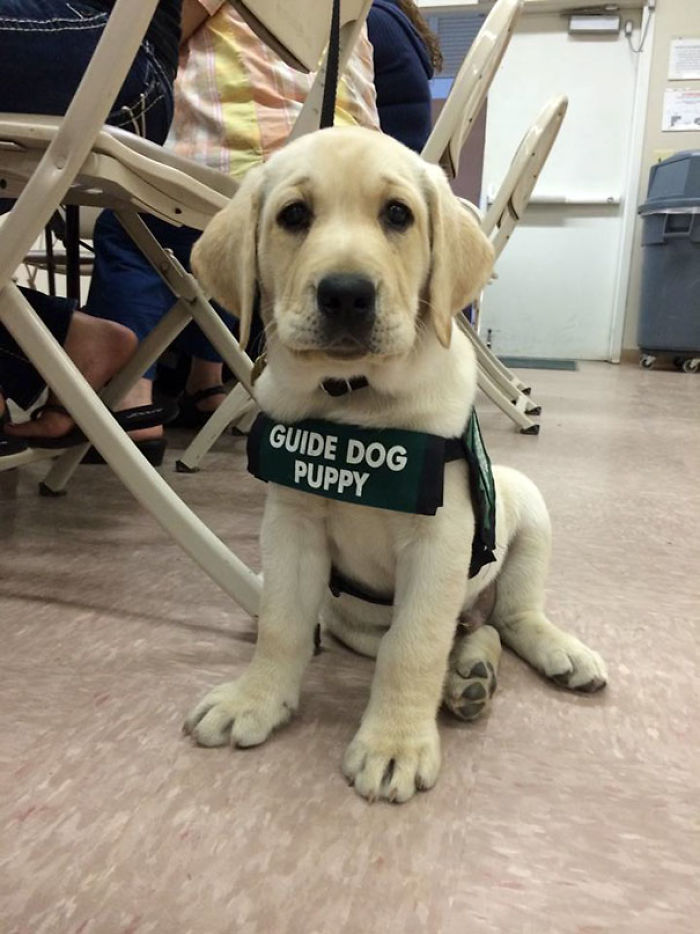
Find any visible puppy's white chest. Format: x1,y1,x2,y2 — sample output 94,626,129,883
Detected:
326,501,401,596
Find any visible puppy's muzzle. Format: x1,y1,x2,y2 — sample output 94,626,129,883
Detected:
316,274,376,348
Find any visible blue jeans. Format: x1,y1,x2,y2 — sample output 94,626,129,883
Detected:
0,0,175,405
0,0,173,143
86,211,242,379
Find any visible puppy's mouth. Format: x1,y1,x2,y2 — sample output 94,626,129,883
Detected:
321,335,373,360
286,332,403,364
285,330,375,361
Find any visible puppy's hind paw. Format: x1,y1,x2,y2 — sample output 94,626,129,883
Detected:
541,635,607,694
443,623,501,722
443,658,497,721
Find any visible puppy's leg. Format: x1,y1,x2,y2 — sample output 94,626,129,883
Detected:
492,474,607,693
443,623,501,721
342,531,468,804
184,489,329,748
321,594,389,658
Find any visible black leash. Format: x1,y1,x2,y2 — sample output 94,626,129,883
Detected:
319,0,341,129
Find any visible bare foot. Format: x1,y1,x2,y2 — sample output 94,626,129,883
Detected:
5,313,137,441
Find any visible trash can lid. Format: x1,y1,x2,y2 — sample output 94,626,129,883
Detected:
639,199,700,215
639,150,700,214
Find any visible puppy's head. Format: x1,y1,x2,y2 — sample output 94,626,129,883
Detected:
192,126,493,364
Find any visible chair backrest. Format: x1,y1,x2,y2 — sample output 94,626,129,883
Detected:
287,0,373,142
232,0,370,72
482,95,568,259
0,0,161,292
421,0,523,178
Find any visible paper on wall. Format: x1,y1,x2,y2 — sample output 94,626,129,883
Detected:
662,87,700,132
669,38,700,80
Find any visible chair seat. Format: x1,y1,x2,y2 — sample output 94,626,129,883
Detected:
0,114,238,228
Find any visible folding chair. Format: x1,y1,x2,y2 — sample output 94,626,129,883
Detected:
418,0,543,433
0,1,258,615
0,0,372,615
175,0,374,473
462,95,569,433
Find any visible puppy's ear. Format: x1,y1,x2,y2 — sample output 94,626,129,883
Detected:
191,165,264,349
423,163,494,348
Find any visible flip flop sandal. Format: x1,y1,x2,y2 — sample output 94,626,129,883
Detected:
0,399,179,450
171,385,227,430
0,435,29,456
80,436,167,467
0,385,28,457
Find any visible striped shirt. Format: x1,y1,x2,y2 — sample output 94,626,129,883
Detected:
169,0,379,180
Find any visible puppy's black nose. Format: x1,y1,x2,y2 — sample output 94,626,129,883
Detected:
317,274,376,325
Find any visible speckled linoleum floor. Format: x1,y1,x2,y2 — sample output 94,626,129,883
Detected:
1,362,699,934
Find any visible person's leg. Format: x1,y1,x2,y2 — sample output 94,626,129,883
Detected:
83,211,184,444
175,358,228,428
160,221,238,421
185,359,226,406
109,377,161,444
174,300,266,427
87,215,239,433
0,1,173,144
3,310,136,440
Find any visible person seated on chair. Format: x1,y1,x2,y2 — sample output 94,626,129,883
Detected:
367,0,443,152
81,0,379,457
0,0,182,451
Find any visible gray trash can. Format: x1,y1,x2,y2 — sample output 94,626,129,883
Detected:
637,150,700,372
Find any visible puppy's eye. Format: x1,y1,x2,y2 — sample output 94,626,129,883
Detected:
277,201,312,232
382,200,413,232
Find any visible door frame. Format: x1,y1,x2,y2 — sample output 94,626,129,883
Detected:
608,3,655,362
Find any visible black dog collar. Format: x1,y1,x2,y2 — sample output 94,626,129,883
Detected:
320,376,370,397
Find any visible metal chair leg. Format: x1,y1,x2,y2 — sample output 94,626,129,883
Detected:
477,367,540,435
458,315,535,401
176,383,258,472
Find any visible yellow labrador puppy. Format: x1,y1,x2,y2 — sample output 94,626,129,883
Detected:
185,126,606,803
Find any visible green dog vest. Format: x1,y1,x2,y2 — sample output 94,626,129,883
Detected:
247,410,496,580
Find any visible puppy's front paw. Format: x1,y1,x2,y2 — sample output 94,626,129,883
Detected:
342,720,441,804
183,679,295,748
540,633,607,693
